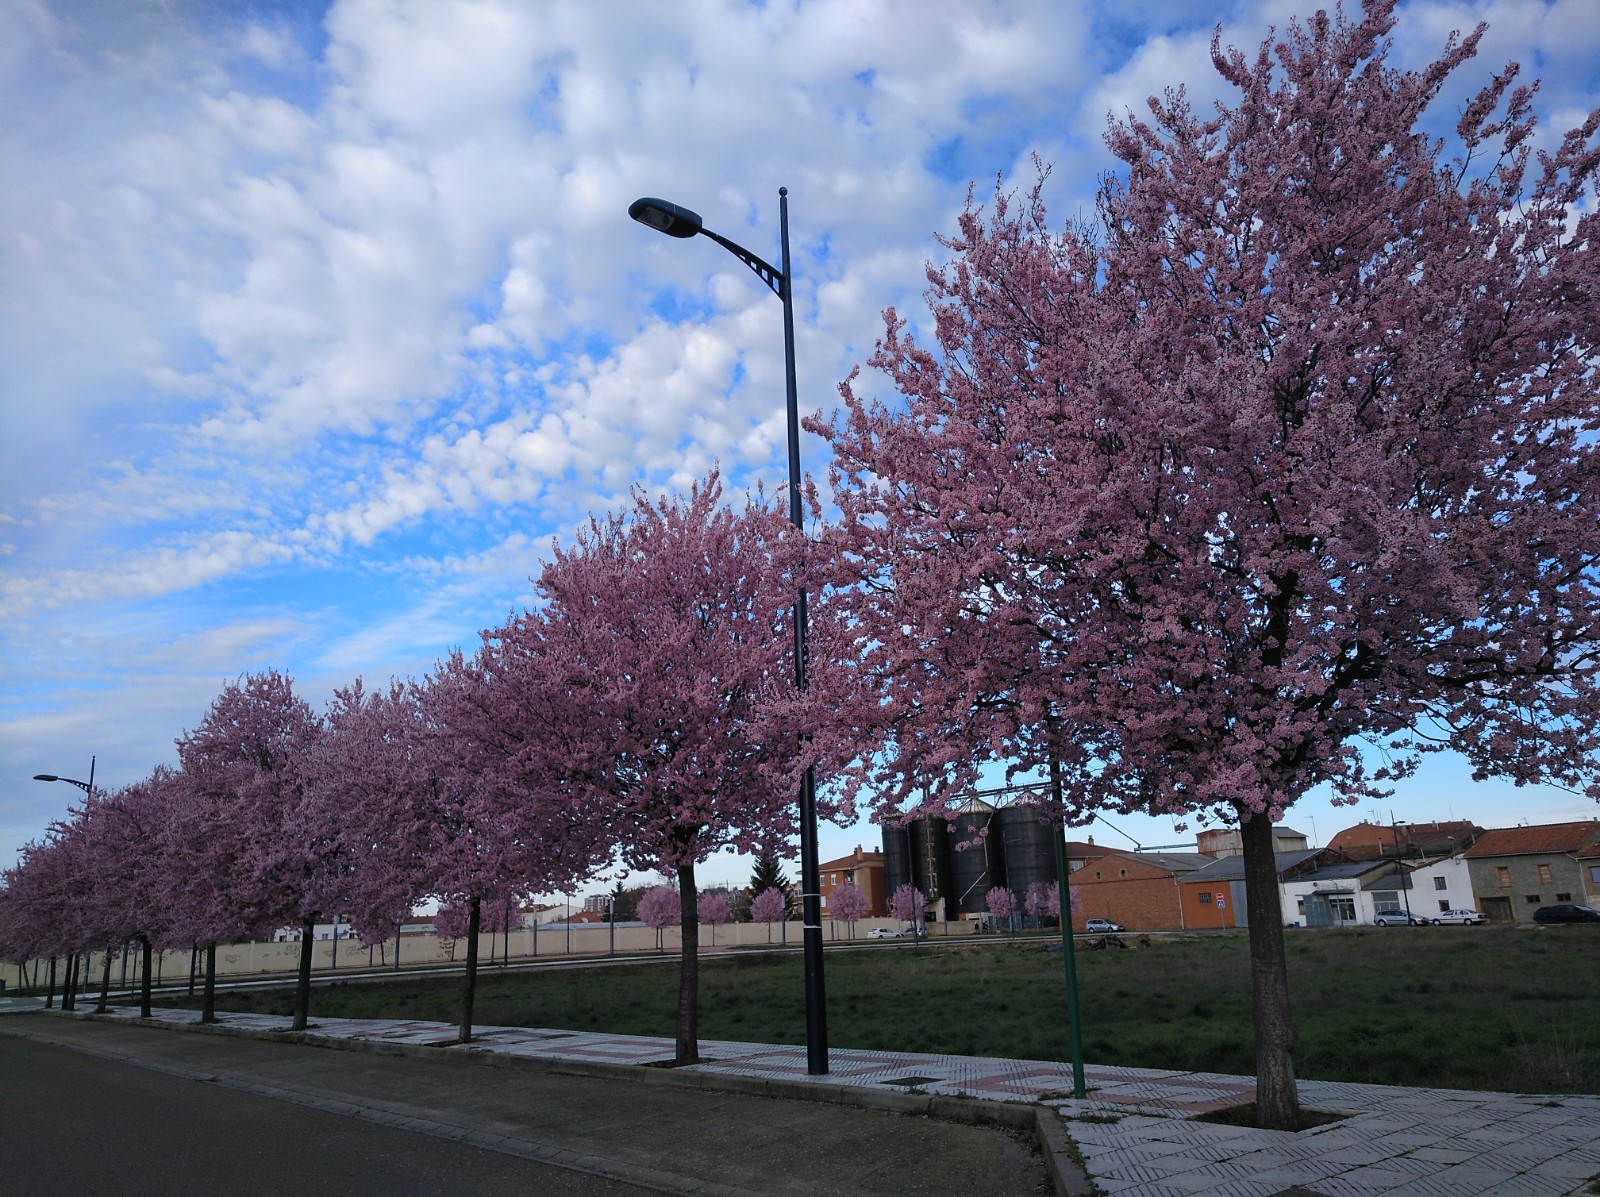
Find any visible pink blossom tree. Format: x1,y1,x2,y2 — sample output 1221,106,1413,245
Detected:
889,884,927,936
420,645,613,1042
172,670,325,1029
829,881,869,940
812,1,1600,1127
495,473,828,1065
1024,881,1079,927
749,885,786,943
697,891,732,946
984,886,1017,934
76,771,181,1016
433,899,471,961
638,884,680,953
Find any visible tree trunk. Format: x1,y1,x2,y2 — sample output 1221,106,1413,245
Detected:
95,947,113,1013
44,956,57,1008
201,943,217,1024
292,918,315,1030
458,894,481,1045
139,937,154,1019
61,953,76,1011
1240,811,1301,1129
675,863,700,1066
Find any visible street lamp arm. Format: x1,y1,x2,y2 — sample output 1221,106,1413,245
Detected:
698,228,784,299
33,773,93,795
628,196,784,300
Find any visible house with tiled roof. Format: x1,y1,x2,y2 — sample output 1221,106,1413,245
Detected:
1175,849,1327,929
1324,820,1483,863
1281,858,1435,927
1066,849,1212,932
1462,821,1600,924
1580,841,1600,908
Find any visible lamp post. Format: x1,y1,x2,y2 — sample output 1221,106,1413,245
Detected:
1392,816,1416,922
32,757,95,797
628,189,828,1075
33,759,97,1011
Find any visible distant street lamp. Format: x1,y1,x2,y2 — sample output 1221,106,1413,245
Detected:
32,758,96,1012
32,756,96,797
628,188,828,1075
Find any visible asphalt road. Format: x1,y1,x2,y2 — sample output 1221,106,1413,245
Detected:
0,1032,655,1197
0,1017,1050,1196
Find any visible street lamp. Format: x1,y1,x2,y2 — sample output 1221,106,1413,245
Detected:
32,757,95,796
628,189,828,1075
33,758,96,1011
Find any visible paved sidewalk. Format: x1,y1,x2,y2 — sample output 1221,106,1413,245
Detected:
42,1004,1600,1196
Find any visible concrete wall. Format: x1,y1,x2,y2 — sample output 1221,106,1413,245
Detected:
2,917,933,991
1468,854,1589,923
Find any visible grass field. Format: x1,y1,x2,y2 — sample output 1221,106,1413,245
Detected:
157,927,1598,1094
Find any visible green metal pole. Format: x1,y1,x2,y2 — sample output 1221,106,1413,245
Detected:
1049,753,1087,1099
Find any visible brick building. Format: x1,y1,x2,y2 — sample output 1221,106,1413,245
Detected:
1066,848,1211,932
819,845,888,918
1324,819,1481,862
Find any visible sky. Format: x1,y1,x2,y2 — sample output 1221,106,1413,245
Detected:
4,0,1599,899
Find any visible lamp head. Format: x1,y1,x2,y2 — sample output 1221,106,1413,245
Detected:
33,774,58,782
629,196,703,238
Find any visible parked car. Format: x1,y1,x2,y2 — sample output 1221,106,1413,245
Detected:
865,927,897,940
1373,910,1426,926
1532,904,1600,924
1083,918,1124,934
1431,908,1486,925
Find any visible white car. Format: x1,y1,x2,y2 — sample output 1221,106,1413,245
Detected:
865,927,898,940
1083,918,1124,934
1431,908,1486,926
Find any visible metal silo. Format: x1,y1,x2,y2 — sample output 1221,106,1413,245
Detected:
949,799,1003,914
909,816,953,903
998,804,1058,896
882,822,913,896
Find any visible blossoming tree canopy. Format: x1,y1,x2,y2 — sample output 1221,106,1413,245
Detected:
829,881,870,935
504,471,822,1064
812,0,1600,1128
175,670,326,1028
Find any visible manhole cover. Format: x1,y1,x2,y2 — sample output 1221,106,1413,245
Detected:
881,1075,941,1087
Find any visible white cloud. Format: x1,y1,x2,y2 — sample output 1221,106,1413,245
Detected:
3,0,1596,868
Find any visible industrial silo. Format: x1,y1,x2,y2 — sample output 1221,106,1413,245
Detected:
949,799,1004,914
882,822,913,896
998,804,1058,896
908,816,953,904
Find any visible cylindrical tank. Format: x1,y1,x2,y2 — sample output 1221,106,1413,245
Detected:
882,823,913,896
909,817,953,903
998,804,1058,897
949,801,1004,913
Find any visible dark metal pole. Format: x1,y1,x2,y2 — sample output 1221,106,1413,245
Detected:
1049,753,1088,1100
780,188,828,1075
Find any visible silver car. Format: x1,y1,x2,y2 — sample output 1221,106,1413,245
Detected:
1373,910,1425,926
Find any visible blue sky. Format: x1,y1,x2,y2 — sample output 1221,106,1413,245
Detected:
4,0,1598,895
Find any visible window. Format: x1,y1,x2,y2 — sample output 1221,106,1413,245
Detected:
1556,893,1572,902
1590,865,1600,885
1296,898,1306,914
1433,876,1448,891
1119,868,1128,879
1537,864,1553,885
1372,890,1400,912
1496,867,1512,888
1198,892,1213,905
1439,900,1451,913
1526,894,1542,904
1094,870,1102,880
